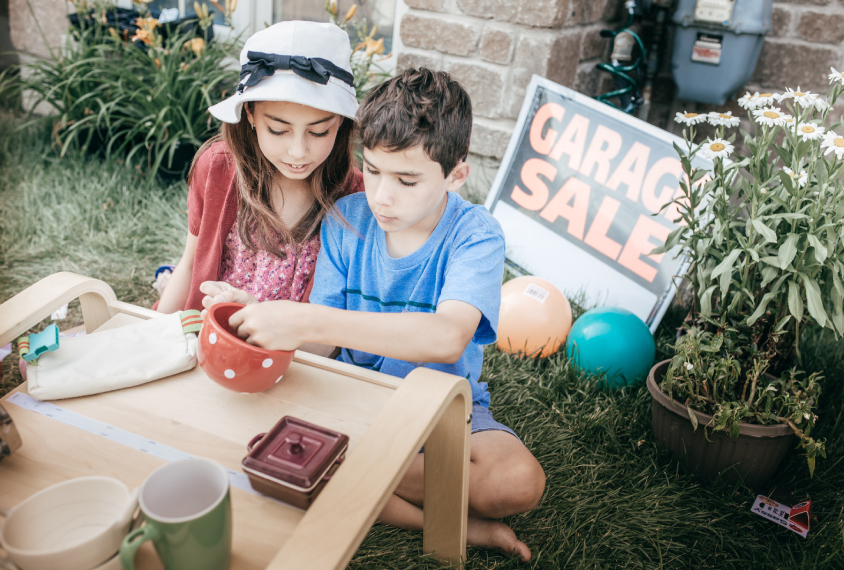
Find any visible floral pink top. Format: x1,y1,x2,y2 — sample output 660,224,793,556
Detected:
219,225,320,303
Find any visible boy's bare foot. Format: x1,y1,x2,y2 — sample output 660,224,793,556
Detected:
467,516,531,562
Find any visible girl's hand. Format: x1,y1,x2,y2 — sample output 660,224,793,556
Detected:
228,301,306,351
199,281,258,318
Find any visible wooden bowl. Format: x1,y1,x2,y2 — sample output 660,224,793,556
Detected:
197,303,294,393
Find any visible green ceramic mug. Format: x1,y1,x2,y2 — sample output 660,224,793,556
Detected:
120,458,232,570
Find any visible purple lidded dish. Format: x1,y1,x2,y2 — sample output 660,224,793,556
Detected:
242,417,349,509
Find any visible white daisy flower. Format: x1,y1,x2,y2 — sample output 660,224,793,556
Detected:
752,106,789,127
796,122,825,141
708,111,741,127
754,92,778,107
698,138,734,160
821,131,844,158
783,167,808,188
737,92,757,110
813,97,829,112
760,187,768,194
777,87,820,109
829,67,844,85
675,111,707,126
684,362,694,371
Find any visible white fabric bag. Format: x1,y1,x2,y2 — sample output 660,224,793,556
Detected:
27,312,198,401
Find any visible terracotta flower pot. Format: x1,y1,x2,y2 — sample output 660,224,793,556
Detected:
647,360,793,487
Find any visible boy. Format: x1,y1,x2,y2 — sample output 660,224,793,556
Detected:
203,68,545,560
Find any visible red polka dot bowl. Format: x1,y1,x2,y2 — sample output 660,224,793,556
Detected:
197,303,294,393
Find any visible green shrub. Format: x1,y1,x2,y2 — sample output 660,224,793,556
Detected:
0,4,241,177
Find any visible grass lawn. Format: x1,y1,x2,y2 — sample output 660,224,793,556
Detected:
1,112,842,569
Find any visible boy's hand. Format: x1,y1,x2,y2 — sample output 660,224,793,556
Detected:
199,281,258,318
228,301,307,351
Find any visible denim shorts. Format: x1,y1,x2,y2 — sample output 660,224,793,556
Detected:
471,404,520,441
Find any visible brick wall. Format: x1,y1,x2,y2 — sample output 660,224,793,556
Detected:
395,0,621,162
396,0,844,171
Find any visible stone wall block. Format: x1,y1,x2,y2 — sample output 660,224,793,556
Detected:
470,119,513,159
750,40,840,90
573,62,602,96
400,14,482,57
797,11,844,44
479,26,514,64
456,0,518,22
503,68,534,119
770,6,791,37
581,24,608,60
570,0,609,25
515,0,569,28
397,51,445,73
404,0,446,11
447,61,506,119
546,30,583,87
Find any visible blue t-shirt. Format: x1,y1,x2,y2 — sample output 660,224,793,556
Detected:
310,191,505,407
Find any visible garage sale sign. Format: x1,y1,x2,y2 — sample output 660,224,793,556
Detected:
484,76,713,331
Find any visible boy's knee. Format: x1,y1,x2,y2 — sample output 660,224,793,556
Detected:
511,458,546,511
475,456,546,518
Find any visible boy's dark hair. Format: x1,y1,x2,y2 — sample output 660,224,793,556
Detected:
356,67,472,176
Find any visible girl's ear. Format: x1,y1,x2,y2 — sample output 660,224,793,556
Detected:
446,160,471,193
244,103,256,129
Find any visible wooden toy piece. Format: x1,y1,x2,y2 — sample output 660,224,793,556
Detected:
21,324,60,362
0,272,472,570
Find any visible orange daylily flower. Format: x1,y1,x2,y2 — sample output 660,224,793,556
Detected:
357,36,384,57
184,37,206,57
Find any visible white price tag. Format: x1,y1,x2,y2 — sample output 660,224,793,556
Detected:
522,283,550,304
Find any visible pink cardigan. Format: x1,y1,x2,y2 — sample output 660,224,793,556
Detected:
180,141,364,312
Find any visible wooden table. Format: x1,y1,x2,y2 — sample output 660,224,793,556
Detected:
0,273,471,569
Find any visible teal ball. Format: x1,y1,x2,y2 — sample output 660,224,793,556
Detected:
565,307,655,388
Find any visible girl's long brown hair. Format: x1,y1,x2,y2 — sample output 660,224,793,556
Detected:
190,103,354,258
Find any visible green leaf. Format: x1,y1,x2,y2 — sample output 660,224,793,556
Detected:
687,407,699,432
760,266,778,288
778,169,795,193
833,269,844,297
748,290,778,325
803,275,828,328
761,256,783,268
711,249,742,280
751,219,778,243
807,234,828,264
808,456,815,478
774,146,790,165
832,305,844,335
816,159,829,190
700,285,717,317
788,280,804,322
778,234,799,270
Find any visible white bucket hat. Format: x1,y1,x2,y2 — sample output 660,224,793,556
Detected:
209,21,358,123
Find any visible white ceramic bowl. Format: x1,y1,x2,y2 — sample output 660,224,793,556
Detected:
0,476,137,570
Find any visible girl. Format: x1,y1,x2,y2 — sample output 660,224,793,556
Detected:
156,20,362,315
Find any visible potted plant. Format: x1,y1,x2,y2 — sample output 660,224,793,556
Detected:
648,75,844,485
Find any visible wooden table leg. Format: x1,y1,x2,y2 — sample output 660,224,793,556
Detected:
422,393,471,565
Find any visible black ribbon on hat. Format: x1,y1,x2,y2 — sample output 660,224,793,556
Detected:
237,51,355,94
